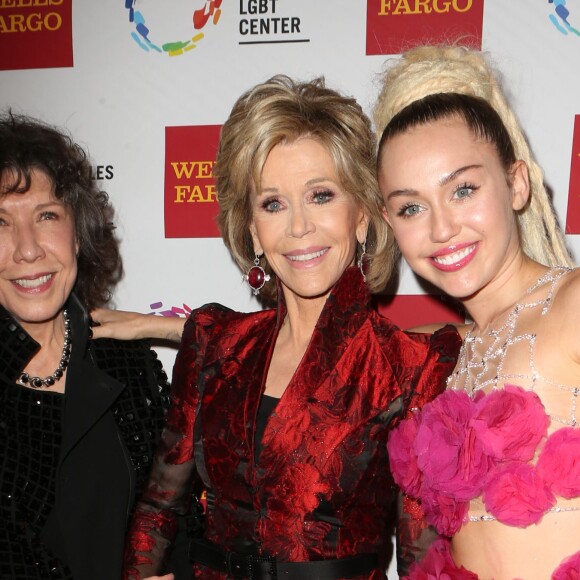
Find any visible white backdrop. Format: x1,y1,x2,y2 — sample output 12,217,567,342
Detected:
1,1,579,576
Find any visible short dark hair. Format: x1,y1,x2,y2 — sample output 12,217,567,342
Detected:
0,111,122,309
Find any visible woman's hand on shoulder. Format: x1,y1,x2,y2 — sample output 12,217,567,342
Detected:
90,308,185,342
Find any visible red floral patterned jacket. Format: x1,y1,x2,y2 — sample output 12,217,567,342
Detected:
124,267,460,579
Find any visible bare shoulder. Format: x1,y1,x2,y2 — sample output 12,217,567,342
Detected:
558,266,580,291
553,267,580,311
542,267,580,367
549,268,580,341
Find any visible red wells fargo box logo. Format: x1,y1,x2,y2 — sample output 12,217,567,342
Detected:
366,0,484,56
0,0,73,71
164,125,222,238
566,115,580,235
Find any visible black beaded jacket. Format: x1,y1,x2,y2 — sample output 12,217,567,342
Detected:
0,295,170,580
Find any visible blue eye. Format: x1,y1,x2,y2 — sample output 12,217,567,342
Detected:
398,203,422,218
262,198,282,213
454,183,477,200
312,190,334,204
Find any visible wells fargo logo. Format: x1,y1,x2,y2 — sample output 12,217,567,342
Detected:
565,115,580,234
366,0,484,56
0,0,72,71
125,0,223,56
164,125,221,238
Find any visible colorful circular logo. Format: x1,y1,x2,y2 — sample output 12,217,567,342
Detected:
549,0,580,36
125,0,223,56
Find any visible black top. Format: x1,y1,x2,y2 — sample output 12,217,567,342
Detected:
0,385,72,578
0,296,170,579
255,393,279,459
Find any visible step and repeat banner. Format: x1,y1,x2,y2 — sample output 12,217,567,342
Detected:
1,1,579,576
1,0,579,349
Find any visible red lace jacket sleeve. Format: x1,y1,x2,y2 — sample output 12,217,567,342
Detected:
396,493,439,577
395,324,461,576
123,305,223,579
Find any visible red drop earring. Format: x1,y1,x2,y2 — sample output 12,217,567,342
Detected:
245,254,270,295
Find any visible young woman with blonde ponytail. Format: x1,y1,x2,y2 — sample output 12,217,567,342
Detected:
374,44,573,269
376,45,579,579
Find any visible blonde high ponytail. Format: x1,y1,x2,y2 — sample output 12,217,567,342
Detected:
373,45,574,267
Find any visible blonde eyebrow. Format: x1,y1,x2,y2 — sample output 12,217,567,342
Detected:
438,164,482,186
305,177,333,186
259,177,336,195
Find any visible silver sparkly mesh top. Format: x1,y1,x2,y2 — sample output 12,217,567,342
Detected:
447,267,578,428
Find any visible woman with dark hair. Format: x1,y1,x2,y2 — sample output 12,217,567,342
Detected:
0,112,172,580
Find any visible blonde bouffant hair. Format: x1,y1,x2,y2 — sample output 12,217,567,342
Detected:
215,75,396,303
373,45,573,268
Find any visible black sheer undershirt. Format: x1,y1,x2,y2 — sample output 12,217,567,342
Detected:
254,394,279,461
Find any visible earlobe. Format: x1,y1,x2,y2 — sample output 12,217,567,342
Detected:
356,212,370,244
510,160,530,211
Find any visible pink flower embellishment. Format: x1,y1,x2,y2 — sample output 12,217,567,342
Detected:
537,427,580,499
552,549,580,580
483,462,555,526
415,390,489,501
388,412,423,497
421,491,469,537
473,384,549,463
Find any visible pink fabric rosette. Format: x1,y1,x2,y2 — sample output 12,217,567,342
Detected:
420,490,469,537
415,390,489,502
387,412,423,497
536,427,580,499
473,384,549,462
483,462,555,526
552,549,580,580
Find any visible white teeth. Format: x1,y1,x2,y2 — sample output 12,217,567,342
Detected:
287,249,327,262
14,274,52,288
433,246,474,266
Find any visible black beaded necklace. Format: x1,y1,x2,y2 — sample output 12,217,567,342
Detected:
18,309,71,389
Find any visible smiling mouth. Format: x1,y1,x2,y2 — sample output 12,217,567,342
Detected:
432,245,476,266
13,274,53,289
286,249,328,262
